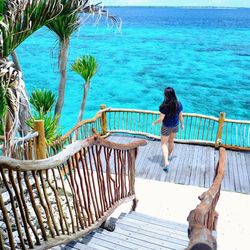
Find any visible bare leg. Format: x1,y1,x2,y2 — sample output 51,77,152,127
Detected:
168,132,176,158
161,135,170,166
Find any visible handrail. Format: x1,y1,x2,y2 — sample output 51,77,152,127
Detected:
104,107,250,150
0,136,146,171
50,113,103,147
47,111,105,157
0,132,39,159
186,147,226,250
0,135,146,249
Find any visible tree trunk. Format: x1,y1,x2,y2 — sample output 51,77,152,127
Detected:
11,51,23,74
54,38,69,123
11,51,31,135
77,81,90,123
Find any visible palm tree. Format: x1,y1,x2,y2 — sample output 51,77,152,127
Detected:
46,9,81,123
71,55,98,122
48,1,116,124
0,0,65,153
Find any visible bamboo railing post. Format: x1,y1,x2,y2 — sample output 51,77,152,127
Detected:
100,104,107,136
130,148,138,211
34,120,47,159
215,112,226,148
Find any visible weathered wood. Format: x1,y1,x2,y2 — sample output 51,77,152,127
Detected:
34,120,47,159
100,104,107,136
215,112,226,148
186,147,226,250
34,196,136,250
0,136,146,171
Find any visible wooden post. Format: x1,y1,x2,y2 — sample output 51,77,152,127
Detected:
130,148,138,211
215,112,226,148
100,104,107,136
34,120,46,159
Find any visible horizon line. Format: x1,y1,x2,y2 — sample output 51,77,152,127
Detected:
106,6,250,9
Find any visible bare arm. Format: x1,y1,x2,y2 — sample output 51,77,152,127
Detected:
152,113,165,126
179,112,184,129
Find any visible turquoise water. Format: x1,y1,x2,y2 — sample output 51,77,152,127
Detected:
16,7,250,132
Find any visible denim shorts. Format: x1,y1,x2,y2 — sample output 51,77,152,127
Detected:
161,124,179,136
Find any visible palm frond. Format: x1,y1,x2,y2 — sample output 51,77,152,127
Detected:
0,0,64,57
71,55,98,82
30,89,55,115
27,113,60,145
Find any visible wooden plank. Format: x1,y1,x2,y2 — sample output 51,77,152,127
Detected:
110,215,188,243
208,147,215,187
71,233,131,250
199,145,207,187
221,148,230,191
150,144,164,181
175,144,190,185
226,149,236,191
235,151,248,194
194,145,203,187
240,152,250,193
168,144,182,183
113,220,189,247
136,140,155,178
129,212,188,231
67,238,109,250
119,216,188,238
142,140,160,179
125,213,188,234
146,141,164,180
106,135,250,194
231,151,242,193
96,228,159,250
187,145,199,186
109,226,185,250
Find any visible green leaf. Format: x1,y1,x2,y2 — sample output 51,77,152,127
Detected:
30,89,55,115
27,113,61,145
71,55,98,82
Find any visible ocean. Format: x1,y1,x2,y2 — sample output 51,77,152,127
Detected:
16,7,250,131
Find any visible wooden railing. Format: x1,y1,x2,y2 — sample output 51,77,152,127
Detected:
0,135,146,249
102,107,249,150
186,147,226,250
0,132,39,160
47,109,106,156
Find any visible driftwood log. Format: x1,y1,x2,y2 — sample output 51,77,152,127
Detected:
186,147,226,250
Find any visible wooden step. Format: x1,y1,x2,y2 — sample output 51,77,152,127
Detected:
61,211,189,250
109,217,188,247
126,211,188,231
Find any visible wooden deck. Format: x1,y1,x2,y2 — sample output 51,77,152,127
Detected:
107,135,250,194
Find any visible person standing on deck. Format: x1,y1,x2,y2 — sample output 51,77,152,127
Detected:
152,87,184,172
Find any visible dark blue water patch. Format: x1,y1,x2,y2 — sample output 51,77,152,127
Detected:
108,7,250,29
235,52,250,57
196,48,225,52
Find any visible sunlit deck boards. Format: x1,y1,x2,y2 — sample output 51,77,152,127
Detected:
107,135,250,194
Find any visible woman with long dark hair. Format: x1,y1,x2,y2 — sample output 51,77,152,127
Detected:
152,87,184,172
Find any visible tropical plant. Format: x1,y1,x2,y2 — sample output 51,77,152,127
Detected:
30,89,55,115
27,113,60,145
71,55,98,122
27,89,59,144
47,10,81,123
47,0,116,123
0,0,65,144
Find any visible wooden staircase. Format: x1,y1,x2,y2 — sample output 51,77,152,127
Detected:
52,211,189,250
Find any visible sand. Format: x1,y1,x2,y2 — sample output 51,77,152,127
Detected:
114,177,250,250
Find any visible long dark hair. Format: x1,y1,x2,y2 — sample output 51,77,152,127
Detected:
160,87,178,116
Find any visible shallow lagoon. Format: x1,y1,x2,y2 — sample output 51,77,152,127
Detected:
17,7,250,132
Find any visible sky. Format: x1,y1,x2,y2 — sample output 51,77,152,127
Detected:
104,0,250,7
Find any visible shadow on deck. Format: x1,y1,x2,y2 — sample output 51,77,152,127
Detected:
108,134,250,194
